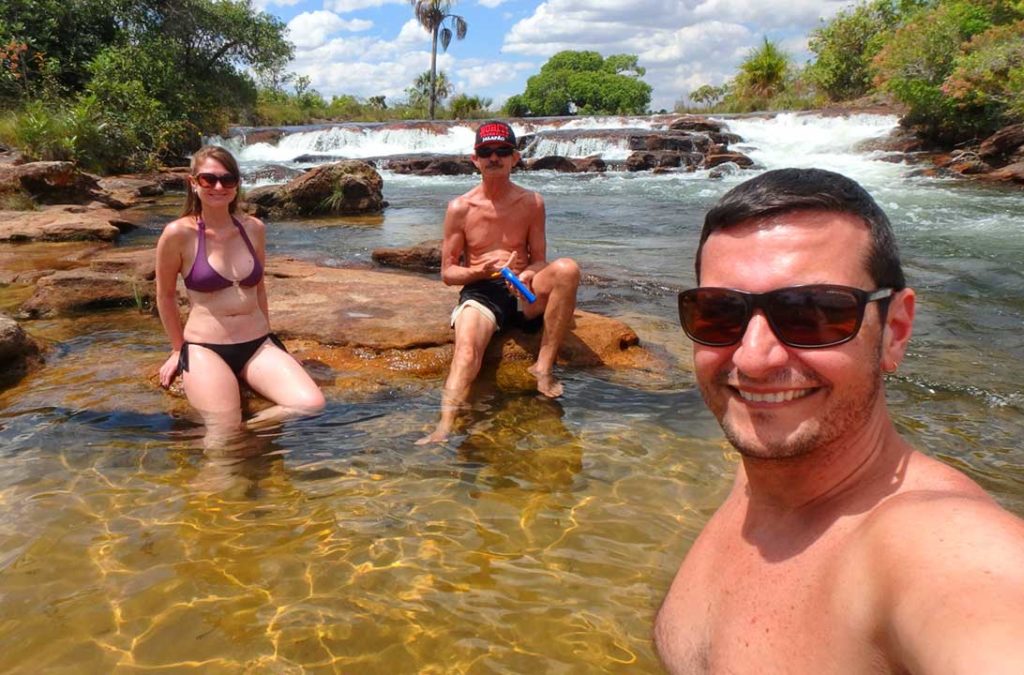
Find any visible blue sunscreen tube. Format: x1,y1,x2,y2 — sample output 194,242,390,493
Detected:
500,267,536,303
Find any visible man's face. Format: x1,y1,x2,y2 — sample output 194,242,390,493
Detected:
472,143,517,174
693,209,905,461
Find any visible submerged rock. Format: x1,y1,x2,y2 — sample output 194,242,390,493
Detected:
0,314,42,389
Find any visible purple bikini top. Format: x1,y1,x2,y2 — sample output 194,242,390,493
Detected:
183,216,264,293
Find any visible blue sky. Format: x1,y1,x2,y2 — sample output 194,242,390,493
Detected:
253,0,855,112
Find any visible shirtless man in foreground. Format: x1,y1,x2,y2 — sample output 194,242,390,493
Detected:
417,120,580,444
654,168,1024,673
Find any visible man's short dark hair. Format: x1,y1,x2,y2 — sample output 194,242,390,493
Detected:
696,168,906,290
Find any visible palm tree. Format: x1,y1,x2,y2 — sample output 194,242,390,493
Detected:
737,37,790,101
407,70,454,110
410,0,467,119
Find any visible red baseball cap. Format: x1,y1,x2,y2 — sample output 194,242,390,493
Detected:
474,121,517,149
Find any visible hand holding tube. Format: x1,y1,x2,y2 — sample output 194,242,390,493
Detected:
500,267,536,303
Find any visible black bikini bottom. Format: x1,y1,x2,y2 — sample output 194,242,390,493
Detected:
177,333,287,377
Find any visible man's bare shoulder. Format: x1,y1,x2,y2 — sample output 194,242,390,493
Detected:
447,190,477,217
855,452,1024,573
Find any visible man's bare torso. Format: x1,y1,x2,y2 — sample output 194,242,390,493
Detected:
654,495,887,674
654,451,992,674
457,183,540,273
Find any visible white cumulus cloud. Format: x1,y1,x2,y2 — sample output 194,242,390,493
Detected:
502,0,852,110
287,11,373,50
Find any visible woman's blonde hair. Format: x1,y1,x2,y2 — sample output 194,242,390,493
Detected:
180,145,242,217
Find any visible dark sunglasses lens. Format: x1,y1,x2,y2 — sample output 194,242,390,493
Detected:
768,287,861,346
477,146,513,158
196,173,238,188
678,289,749,346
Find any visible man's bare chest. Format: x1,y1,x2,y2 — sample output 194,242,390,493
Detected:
656,528,882,673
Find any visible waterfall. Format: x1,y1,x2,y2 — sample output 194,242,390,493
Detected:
215,112,904,182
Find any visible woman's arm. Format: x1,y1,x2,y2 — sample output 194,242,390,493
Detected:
155,221,187,387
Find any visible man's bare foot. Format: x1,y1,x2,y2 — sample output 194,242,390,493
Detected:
528,366,564,398
416,426,451,445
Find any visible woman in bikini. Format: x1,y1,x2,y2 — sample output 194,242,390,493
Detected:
156,145,324,439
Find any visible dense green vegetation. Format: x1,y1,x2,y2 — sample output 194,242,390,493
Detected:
503,51,652,116
1,0,292,171
686,0,1024,144
3,0,1020,176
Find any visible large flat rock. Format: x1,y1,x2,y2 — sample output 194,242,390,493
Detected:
0,205,135,242
15,251,662,388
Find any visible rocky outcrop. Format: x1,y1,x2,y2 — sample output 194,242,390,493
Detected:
982,161,1024,184
705,151,756,169
0,161,100,206
669,115,728,134
95,176,165,208
264,259,655,378
0,314,42,389
238,128,286,146
372,240,442,273
244,160,385,218
382,155,477,176
978,123,1024,164
12,251,660,384
626,150,705,172
0,205,137,243
573,156,607,172
528,156,578,172
17,246,156,318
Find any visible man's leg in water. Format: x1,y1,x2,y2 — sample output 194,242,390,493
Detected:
417,306,497,444
522,257,580,398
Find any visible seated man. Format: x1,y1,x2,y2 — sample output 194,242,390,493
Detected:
417,120,580,445
654,167,1024,672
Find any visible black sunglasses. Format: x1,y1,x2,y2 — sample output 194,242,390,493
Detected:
678,284,895,348
476,146,515,158
194,172,239,189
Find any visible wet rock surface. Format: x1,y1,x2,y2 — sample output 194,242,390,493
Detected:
0,314,42,389
245,160,385,218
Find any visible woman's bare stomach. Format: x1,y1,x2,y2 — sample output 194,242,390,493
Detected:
182,291,269,344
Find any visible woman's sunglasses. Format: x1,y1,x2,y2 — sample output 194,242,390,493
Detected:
476,146,515,158
677,284,895,348
194,172,239,189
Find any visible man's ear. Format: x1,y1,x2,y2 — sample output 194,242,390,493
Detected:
882,287,915,372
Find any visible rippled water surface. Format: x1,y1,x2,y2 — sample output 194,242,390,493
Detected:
1,114,1022,672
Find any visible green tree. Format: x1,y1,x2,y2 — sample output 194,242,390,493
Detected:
0,0,121,100
410,0,467,120
1,0,293,168
873,0,996,140
515,50,651,116
942,19,1024,128
805,0,923,101
406,69,453,110
448,93,492,119
690,84,726,109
